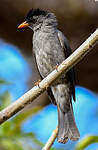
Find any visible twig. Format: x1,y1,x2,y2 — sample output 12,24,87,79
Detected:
42,127,58,150
0,28,97,125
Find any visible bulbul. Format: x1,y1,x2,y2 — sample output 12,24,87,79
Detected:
18,8,80,143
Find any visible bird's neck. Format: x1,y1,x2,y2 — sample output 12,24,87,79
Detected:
33,17,57,33
41,24,57,33
33,23,57,33
33,23,42,32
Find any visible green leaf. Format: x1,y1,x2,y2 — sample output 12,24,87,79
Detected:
0,121,12,136
75,135,98,150
12,106,42,126
0,79,11,85
0,91,12,110
0,137,23,150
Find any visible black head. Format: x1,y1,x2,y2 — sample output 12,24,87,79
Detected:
26,8,48,23
26,8,48,22
18,8,57,31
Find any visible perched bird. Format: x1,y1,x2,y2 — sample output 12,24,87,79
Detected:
18,8,80,143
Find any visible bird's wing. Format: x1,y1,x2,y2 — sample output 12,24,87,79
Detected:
57,30,76,101
33,52,56,105
47,88,57,105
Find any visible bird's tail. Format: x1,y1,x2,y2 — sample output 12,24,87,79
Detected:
57,104,80,143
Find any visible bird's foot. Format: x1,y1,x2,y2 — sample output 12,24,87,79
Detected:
54,64,59,71
45,84,49,90
58,137,69,144
34,79,41,88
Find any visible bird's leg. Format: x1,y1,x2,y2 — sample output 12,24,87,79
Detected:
34,79,41,88
45,83,49,90
54,64,59,72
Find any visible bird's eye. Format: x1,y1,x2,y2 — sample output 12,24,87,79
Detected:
27,17,36,24
32,18,36,23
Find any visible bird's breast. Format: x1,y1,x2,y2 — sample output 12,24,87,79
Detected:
33,31,65,78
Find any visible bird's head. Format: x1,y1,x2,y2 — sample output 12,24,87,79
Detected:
18,8,57,31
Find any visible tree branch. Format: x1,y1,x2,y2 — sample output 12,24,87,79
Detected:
0,28,98,125
42,127,58,150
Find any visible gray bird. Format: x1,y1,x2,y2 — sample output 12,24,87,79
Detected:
18,8,80,143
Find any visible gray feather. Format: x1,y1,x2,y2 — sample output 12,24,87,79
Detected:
57,106,69,143
29,9,80,143
57,30,76,101
67,103,80,140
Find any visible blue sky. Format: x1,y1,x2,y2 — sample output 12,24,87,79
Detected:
0,40,31,99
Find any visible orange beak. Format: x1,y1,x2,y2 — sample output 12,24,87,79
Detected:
18,21,29,29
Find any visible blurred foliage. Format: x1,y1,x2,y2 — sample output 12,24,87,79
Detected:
0,79,60,150
0,99,40,149
0,79,42,150
0,79,10,85
75,136,98,150
0,91,11,110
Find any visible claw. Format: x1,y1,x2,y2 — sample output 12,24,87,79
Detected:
55,64,59,71
35,79,41,87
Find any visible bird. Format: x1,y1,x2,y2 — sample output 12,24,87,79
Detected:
18,8,80,143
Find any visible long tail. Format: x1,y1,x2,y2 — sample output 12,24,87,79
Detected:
57,104,80,143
